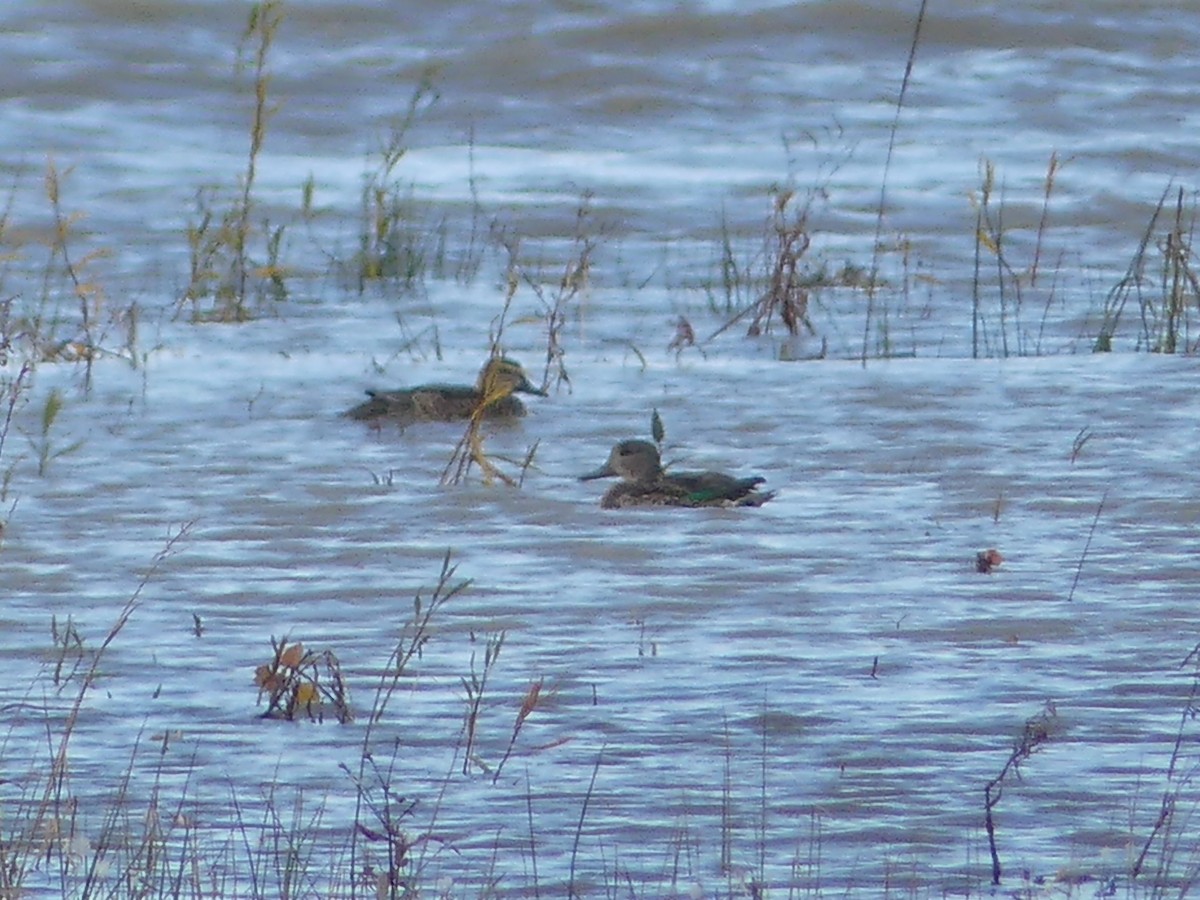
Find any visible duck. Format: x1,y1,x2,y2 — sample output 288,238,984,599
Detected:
345,357,547,424
580,439,774,509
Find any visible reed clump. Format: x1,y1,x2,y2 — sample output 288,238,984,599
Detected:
1,161,136,392
1094,185,1200,353
970,153,1070,358
43,159,107,386
707,188,816,344
704,185,875,359
179,1,291,322
349,72,441,292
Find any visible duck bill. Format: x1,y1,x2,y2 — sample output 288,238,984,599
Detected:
517,376,549,397
578,462,617,482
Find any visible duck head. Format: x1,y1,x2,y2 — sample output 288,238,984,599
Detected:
579,439,664,484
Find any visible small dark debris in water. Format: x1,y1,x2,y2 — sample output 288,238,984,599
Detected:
667,316,695,355
869,655,879,679
976,548,1003,573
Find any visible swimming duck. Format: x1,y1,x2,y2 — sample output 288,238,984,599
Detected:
345,357,547,424
580,439,774,509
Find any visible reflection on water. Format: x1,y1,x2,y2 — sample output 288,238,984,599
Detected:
3,0,1200,895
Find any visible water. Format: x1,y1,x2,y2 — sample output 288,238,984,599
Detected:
3,1,1200,896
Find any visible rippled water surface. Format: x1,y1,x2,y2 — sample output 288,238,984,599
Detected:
3,1,1200,896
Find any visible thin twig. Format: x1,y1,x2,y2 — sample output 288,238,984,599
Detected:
1068,490,1107,602
983,701,1056,884
526,767,541,899
567,747,604,899
1132,652,1200,877
861,0,927,366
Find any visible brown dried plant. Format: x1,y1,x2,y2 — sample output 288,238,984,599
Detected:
179,1,290,322
254,636,352,724
708,189,817,344
460,631,505,776
1095,185,1200,353
492,676,551,784
970,153,1068,358
440,289,541,488
983,700,1057,885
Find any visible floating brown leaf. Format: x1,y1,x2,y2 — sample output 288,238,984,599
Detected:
976,548,1004,574
279,642,305,669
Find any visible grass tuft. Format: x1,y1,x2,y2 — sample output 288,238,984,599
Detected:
27,386,84,477
1095,185,1200,353
350,71,440,292
970,153,1070,358
179,1,289,322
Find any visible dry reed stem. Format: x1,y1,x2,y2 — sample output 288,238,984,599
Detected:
1029,150,1061,287
983,701,1056,885
232,1,281,314
367,549,470,725
1067,490,1107,602
1070,425,1093,464
567,747,604,899
525,771,542,897
440,373,528,487
441,278,541,488
492,677,547,783
0,360,32,474
861,0,927,367
460,630,505,775
7,523,193,893
346,551,467,895
1132,647,1200,881
45,158,106,389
